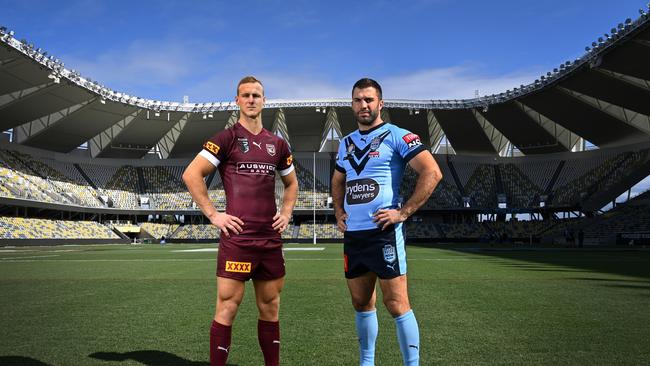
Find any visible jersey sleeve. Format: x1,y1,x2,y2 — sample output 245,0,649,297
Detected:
334,137,347,173
276,139,295,176
394,127,426,163
199,129,231,167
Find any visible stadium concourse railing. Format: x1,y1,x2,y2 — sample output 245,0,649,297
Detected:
2,140,650,244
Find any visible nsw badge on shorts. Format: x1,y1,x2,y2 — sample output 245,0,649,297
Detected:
383,244,396,263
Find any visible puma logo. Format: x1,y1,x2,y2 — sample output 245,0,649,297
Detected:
273,340,280,344
252,141,262,149
409,345,419,350
217,346,229,353
386,263,396,271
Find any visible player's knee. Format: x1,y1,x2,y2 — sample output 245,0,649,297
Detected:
351,296,375,311
383,298,409,317
217,298,241,319
257,296,280,319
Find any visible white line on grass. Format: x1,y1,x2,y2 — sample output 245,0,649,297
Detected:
0,254,60,260
172,247,326,253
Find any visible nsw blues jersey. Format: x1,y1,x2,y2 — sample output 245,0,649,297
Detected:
335,122,426,231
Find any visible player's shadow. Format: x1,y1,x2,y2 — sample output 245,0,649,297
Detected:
89,350,238,366
0,356,53,365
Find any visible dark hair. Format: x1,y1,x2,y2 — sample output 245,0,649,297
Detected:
352,78,382,100
237,76,264,96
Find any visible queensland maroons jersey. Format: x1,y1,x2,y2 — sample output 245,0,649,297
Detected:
199,122,294,240
335,122,426,232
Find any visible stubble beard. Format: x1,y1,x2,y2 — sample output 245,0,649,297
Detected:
356,108,379,126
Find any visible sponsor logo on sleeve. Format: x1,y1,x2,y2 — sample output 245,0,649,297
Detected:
225,261,251,273
286,155,293,166
402,133,422,149
345,178,380,204
203,141,220,155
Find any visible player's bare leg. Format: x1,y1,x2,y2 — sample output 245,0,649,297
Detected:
211,277,245,366
347,272,379,366
378,274,411,316
379,275,419,366
215,276,246,324
347,272,377,311
253,277,285,366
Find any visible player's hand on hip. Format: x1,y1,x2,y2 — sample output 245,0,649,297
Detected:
335,211,348,233
272,212,291,233
373,209,406,230
209,212,244,237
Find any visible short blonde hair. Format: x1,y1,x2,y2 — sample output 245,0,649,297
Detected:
237,76,264,96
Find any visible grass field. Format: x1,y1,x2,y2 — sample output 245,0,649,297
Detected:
1,243,649,365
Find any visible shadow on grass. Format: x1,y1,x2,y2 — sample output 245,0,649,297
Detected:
0,356,53,366
418,244,650,279
89,350,238,366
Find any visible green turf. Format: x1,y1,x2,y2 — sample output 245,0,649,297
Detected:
1,243,649,365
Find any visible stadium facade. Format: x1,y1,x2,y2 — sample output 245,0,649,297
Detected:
1,8,650,245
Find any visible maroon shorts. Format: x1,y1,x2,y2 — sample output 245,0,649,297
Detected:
217,236,285,281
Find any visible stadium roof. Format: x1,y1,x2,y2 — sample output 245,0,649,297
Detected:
2,10,650,159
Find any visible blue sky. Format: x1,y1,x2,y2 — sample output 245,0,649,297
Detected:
0,0,646,104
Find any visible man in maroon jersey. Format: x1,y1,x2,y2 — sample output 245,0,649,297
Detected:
183,76,298,366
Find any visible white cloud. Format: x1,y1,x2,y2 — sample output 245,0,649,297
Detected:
381,64,545,100
61,38,220,95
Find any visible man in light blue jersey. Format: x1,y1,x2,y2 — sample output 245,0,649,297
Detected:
331,78,442,366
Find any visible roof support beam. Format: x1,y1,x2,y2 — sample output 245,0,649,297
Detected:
596,68,650,91
557,86,650,134
380,108,391,124
427,110,444,152
14,98,96,144
89,109,142,158
318,107,341,152
0,82,57,111
155,113,191,159
272,108,291,145
0,57,23,69
515,101,581,151
224,110,239,130
472,110,511,156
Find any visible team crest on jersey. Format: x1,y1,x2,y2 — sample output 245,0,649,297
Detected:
383,244,396,263
346,143,355,155
402,133,422,149
370,136,381,151
238,138,249,153
266,144,276,156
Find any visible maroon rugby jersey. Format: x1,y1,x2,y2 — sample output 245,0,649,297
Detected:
199,122,294,240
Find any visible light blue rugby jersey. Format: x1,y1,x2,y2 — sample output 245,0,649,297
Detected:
335,122,426,232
